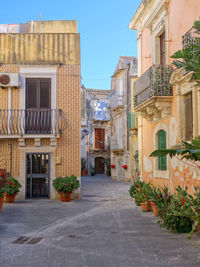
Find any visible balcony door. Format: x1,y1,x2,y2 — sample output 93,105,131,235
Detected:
26,78,51,134
95,128,105,150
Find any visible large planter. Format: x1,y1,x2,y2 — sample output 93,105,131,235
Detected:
140,202,151,212
81,170,87,176
150,202,158,216
0,197,3,212
60,192,71,202
177,224,192,233
5,194,16,203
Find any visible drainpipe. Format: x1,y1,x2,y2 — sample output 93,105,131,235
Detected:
126,63,131,151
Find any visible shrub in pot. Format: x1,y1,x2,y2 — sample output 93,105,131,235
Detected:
4,177,21,203
53,175,80,202
150,186,162,216
159,186,192,233
139,183,152,211
129,180,146,206
0,188,4,212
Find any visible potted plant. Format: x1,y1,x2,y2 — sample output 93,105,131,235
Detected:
81,158,87,176
4,177,21,203
53,175,80,202
90,166,95,176
150,186,162,216
139,182,152,211
0,187,4,213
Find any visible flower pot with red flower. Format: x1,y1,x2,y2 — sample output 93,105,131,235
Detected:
110,165,115,169
4,177,21,203
53,175,80,202
0,189,4,213
149,186,162,216
122,165,128,169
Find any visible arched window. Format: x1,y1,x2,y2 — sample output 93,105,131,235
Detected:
157,130,167,170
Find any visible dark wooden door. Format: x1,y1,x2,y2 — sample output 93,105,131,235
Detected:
95,128,105,149
95,157,105,174
26,78,51,134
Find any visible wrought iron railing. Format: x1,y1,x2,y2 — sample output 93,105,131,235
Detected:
182,27,200,49
0,109,67,136
134,65,173,107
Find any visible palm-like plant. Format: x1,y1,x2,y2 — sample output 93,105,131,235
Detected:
150,136,200,162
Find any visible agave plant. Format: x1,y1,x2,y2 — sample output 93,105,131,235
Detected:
150,136,200,162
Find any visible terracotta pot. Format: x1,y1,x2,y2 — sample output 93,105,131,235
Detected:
5,194,16,203
151,202,158,216
140,202,151,212
60,192,71,202
81,170,87,176
0,197,3,213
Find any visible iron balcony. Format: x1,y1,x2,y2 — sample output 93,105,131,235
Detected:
0,109,67,137
134,64,173,107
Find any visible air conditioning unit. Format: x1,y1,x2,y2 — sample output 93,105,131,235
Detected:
0,73,19,87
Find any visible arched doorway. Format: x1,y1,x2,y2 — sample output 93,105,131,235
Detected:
95,157,105,174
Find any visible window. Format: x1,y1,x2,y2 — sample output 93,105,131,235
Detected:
185,92,193,140
157,130,167,170
117,76,123,95
95,128,105,150
160,31,165,66
117,117,123,149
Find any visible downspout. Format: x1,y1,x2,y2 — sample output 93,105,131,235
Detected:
126,63,131,151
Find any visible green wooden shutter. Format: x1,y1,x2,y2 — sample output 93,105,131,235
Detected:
158,130,167,170
128,113,131,129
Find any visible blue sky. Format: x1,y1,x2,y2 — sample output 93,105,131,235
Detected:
0,0,141,89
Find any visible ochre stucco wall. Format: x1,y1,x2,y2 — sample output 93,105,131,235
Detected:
139,0,200,194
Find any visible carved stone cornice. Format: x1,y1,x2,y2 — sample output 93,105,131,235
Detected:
129,0,169,31
170,68,195,95
135,96,173,122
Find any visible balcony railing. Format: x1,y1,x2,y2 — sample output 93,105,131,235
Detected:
182,27,200,49
111,94,124,110
134,65,173,107
0,109,67,136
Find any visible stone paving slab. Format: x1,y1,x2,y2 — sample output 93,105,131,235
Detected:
0,175,200,266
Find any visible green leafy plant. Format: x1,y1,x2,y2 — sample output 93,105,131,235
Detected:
3,177,21,196
129,180,145,198
150,136,200,162
159,186,192,233
173,186,200,238
156,186,173,219
149,185,162,205
53,175,79,194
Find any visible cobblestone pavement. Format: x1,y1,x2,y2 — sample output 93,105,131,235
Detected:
0,175,200,267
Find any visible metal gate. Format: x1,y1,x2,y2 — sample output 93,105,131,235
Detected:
26,153,50,198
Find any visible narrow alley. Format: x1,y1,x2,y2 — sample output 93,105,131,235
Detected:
1,175,200,267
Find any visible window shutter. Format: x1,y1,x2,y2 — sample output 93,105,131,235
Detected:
185,92,193,140
95,128,105,149
158,130,167,170
26,79,37,108
40,79,51,109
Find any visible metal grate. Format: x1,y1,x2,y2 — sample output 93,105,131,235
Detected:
12,236,43,245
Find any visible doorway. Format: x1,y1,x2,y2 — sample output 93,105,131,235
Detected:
26,153,50,198
95,157,105,174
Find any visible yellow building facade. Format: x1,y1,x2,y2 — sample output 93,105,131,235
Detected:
0,20,81,199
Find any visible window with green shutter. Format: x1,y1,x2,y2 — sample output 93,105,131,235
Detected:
158,130,167,170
